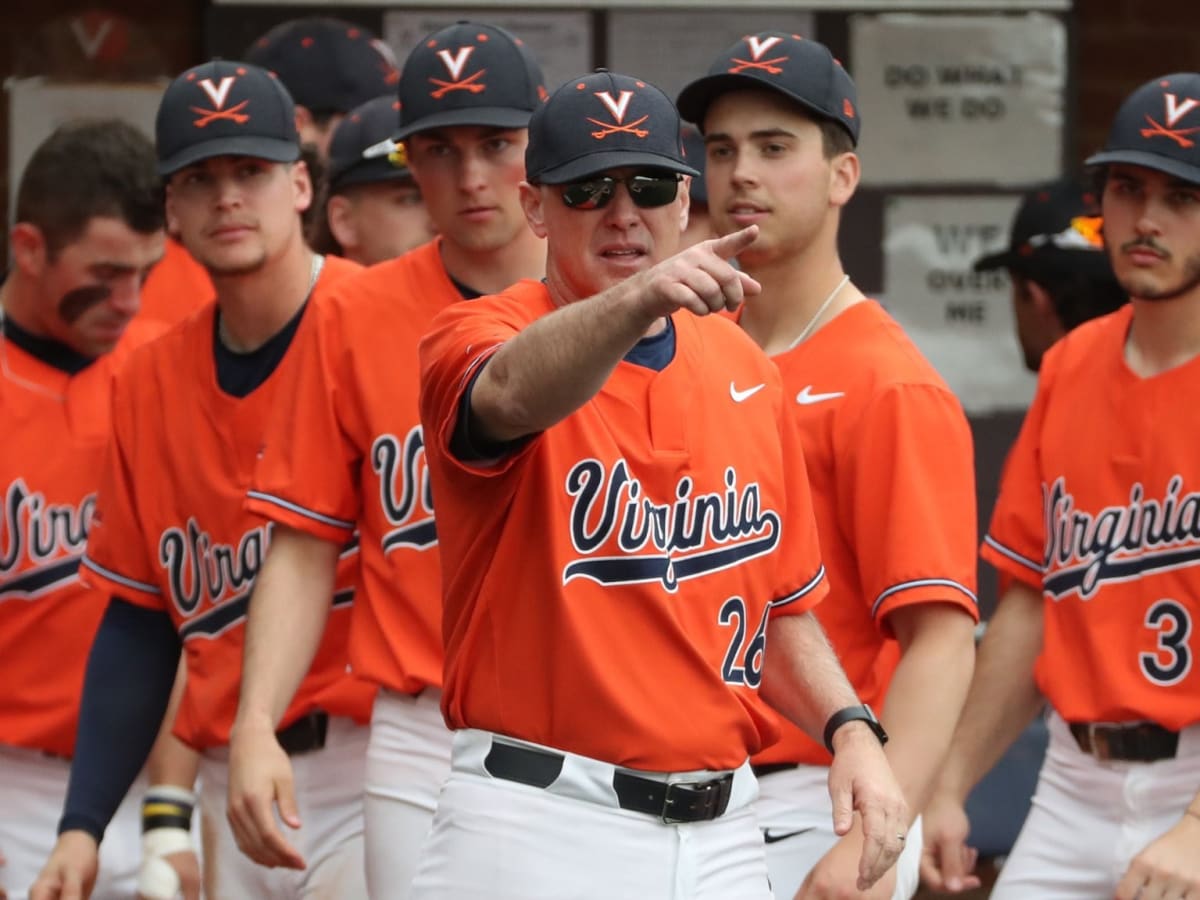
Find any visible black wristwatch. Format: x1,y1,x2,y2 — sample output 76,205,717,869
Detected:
823,704,888,754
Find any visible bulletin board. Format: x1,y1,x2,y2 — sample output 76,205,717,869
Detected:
205,1,1078,615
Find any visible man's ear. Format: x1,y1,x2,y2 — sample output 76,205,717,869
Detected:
10,222,48,277
828,152,861,208
291,160,314,214
164,183,183,239
519,181,549,238
678,176,692,232
1026,278,1067,341
326,194,357,252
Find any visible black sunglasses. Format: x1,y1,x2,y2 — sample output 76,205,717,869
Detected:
559,172,682,210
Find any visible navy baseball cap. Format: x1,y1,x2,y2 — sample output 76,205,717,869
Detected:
974,178,1110,280
1085,73,1200,185
245,18,399,115
676,32,859,146
681,125,708,205
328,96,413,192
526,70,699,185
156,60,300,177
395,21,546,141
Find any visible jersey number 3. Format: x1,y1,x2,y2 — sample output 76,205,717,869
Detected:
1141,599,1192,686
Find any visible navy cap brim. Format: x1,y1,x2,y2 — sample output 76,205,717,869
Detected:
533,151,700,185
678,72,833,133
1085,148,1200,185
974,247,1114,278
158,136,300,177
973,250,1017,272
330,163,414,192
394,106,533,141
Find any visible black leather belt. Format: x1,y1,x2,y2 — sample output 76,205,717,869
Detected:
751,762,799,778
1068,721,1179,762
276,711,329,756
483,739,734,824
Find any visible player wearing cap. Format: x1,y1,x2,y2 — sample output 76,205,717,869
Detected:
409,67,907,899
677,33,980,900
919,72,1200,900
0,120,165,900
225,22,546,899
311,95,434,265
973,177,1127,373
30,61,374,900
245,16,399,158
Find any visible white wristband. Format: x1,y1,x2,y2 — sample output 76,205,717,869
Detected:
138,827,195,899
144,784,198,807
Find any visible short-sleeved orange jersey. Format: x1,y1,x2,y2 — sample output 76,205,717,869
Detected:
750,301,979,767
80,256,376,750
138,239,212,328
983,304,1200,728
419,280,829,772
247,240,460,694
0,319,163,758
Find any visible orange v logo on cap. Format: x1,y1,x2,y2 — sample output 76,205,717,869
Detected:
1141,91,1200,148
430,46,486,99
191,75,250,128
588,89,648,140
729,35,787,75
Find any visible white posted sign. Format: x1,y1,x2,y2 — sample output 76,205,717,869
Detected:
882,195,1037,414
851,13,1066,186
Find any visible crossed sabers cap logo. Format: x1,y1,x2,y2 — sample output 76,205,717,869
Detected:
728,35,789,76
1141,84,1200,149
589,88,649,141
189,69,251,128
430,44,486,100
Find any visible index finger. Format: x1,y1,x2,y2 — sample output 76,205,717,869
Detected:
856,800,890,888
706,225,759,260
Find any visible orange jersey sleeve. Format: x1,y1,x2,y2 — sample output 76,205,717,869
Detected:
982,305,1200,729
419,281,827,772
756,301,979,767
0,322,159,757
82,256,375,749
247,241,463,694
137,238,213,328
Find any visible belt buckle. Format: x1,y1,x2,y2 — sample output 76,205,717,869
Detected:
660,774,733,824
1087,724,1115,761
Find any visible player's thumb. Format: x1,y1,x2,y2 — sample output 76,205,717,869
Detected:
276,779,302,830
830,781,854,836
709,225,759,260
737,270,762,298
936,832,968,891
60,869,83,900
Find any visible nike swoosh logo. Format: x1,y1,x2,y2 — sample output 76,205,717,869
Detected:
730,382,766,403
795,386,845,405
763,827,815,844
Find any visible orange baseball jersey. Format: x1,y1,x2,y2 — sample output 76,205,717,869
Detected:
80,255,376,750
750,300,979,767
983,304,1200,729
247,240,460,694
1,318,164,758
137,238,212,328
419,279,829,772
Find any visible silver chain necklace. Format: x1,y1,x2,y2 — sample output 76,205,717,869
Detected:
784,274,851,352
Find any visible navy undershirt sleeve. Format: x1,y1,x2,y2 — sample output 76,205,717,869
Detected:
58,598,181,841
450,319,676,462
